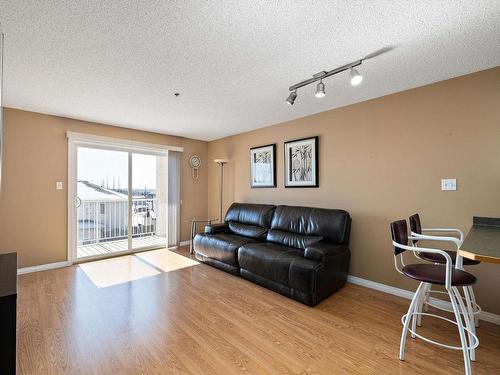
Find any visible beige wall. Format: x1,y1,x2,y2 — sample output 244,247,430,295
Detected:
0,108,208,267
208,67,500,314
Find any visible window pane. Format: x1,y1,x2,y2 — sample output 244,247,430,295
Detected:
76,147,129,258
131,153,167,250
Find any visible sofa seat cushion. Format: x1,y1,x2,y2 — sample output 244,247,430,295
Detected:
193,233,257,267
238,242,320,293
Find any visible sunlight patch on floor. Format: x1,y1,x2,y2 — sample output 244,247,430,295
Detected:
79,255,161,288
135,248,199,273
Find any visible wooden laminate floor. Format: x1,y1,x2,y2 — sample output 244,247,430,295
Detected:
17,247,500,374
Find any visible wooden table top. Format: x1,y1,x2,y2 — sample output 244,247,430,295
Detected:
459,217,500,264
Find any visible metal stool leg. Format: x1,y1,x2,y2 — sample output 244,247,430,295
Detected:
460,286,477,362
412,282,428,337
449,288,472,375
416,283,430,327
411,300,418,339
400,282,425,360
468,286,480,328
422,283,430,313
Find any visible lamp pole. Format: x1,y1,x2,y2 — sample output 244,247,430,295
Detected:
214,159,228,223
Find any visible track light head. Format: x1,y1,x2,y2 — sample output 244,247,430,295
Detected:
350,68,363,86
286,90,297,105
315,80,325,98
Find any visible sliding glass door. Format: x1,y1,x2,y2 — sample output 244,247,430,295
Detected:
131,153,167,251
74,146,167,261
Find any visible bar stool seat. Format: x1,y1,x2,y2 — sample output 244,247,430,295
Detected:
418,250,481,266
402,264,477,286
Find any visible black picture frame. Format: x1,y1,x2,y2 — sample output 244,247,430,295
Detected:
250,143,276,188
284,136,319,188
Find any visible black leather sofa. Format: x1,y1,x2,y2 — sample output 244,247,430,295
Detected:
193,203,351,306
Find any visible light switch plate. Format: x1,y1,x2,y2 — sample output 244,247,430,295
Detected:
56,181,64,190
441,178,456,191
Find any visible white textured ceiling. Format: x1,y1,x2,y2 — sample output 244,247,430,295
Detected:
0,1,499,141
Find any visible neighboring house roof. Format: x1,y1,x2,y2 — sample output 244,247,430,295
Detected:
78,180,128,202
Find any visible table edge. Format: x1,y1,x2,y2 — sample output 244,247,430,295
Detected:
458,249,500,264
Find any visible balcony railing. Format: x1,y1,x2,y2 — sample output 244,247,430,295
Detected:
77,198,157,246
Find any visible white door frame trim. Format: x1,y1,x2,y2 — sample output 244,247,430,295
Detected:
66,131,184,153
67,138,77,264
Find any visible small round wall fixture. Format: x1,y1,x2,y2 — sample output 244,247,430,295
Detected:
189,155,201,180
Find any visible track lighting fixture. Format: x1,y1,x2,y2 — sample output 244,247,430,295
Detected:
315,80,325,98
285,58,364,105
349,68,363,86
286,90,297,105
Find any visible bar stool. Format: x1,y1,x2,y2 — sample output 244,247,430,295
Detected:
409,214,481,331
390,220,478,375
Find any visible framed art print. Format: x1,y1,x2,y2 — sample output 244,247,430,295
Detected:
284,136,318,187
250,144,276,188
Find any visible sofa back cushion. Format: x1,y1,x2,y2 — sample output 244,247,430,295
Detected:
225,203,276,239
267,229,323,250
270,205,351,245
228,222,268,239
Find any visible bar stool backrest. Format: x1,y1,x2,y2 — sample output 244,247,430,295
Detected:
390,220,409,255
409,214,422,244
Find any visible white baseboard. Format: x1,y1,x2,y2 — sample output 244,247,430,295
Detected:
477,311,500,326
347,275,500,325
348,275,414,299
179,240,191,247
18,261,72,275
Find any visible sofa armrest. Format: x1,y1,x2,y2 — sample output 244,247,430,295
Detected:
304,243,349,263
205,223,229,234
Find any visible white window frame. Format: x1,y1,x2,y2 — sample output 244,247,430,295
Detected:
67,132,183,263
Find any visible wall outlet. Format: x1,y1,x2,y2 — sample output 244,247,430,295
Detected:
441,178,456,191
56,181,64,190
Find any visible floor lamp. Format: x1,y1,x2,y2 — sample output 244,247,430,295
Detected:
214,159,228,223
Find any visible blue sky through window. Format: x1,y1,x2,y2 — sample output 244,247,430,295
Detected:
77,147,157,190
